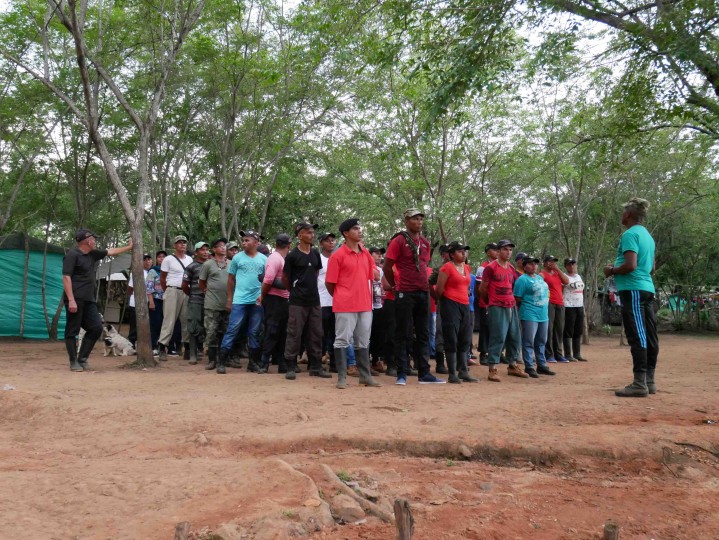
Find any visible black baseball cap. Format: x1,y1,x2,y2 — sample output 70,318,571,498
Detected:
319,232,336,242
155,250,167,257
257,244,270,256
564,258,577,265
543,255,559,263
75,229,98,242
484,242,499,253
496,239,515,249
439,244,450,254
514,251,528,262
295,222,318,235
369,246,386,254
339,218,360,235
447,241,470,253
276,233,292,247
239,230,264,241
143,253,153,260
522,256,540,264
211,237,228,247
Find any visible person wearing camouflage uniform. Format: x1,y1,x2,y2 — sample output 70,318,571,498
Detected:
199,238,230,371
183,242,209,364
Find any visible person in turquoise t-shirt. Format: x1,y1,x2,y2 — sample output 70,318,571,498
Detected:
604,198,658,397
514,256,555,378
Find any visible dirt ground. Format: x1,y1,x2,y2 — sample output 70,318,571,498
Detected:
1,334,718,540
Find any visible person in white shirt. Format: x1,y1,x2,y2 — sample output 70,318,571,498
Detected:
127,253,153,346
562,257,587,361
318,232,338,372
157,235,194,361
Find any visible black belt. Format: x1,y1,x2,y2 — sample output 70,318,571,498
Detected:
167,285,182,289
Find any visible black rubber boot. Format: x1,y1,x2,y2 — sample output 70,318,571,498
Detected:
646,368,656,394
197,341,204,359
66,338,83,372
247,348,261,372
615,372,648,397
328,352,337,373
77,326,101,370
206,347,218,370
278,357,288,374
257,353,270,374
285,357,297,380
216,348,229,374
309,355,331,378
458,353,479,382
435,351,449,374
188,336,199,365
479,353,488,366
356,348,381,387
183,342,191,360
446,351,460,384
334,348,348,389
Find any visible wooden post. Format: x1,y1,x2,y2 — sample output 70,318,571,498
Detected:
603,520,620,540
394,498,414,540
173,521,190,540
19,234,30,337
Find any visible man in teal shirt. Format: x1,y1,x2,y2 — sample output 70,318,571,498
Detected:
604,198,658,397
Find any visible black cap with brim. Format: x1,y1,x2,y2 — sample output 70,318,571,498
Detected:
240,230,264,241
522,256,541,264
276,233,292,246
564,258,577,265
211,237,229,247
369,246,386,254
143,253,153,259
75,229,98,242
447,241,470,253
319,232,336,242
484,243,499,252
496,239,515,249
295,222,319,235
514,251,528,261
543,255,559,263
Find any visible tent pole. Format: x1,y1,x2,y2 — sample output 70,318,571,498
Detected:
19,234,31,338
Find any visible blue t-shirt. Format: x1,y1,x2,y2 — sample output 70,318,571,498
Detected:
614,224,655,293
513,273,549,322
468,274,476,312
229,252,267,305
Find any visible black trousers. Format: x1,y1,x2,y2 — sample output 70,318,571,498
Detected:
440,298,472,354
619,290,659,374
382,299,397,370
64,299,103,362
477,306,490,355
395,290,431,378
563,306,584,359
321,306,336,359
262,295,289,362
546,303,565,359
370,307,387,359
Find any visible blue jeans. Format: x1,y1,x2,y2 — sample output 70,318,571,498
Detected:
221,304,263,352
347,344,356,366
428,312,437,357
521,320,548,370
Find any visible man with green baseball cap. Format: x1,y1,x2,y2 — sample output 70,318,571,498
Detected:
182,242,210,363
157,235,194,361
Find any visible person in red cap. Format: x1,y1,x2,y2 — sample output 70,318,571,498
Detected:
326,218,381,389
62,229,132,371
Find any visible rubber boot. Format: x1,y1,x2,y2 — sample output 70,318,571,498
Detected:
615,372,648,397
216,348,229,374
573,338,586,361
646,368,656,394
285,357,297,380
278,357,288,374
257,353,270,374
446,351,461,384
206,347,218,370
562,338,576,361
458,353,479,382
328,352,337,373
385,352,397,377
309,355,331,378
435,350,449,374
66,338,83,372
197,340,204,359
356,348,382,387
247,348,261,372
334,348,348,389
188,336,199,365
77,326,101,370
183,342,191,360
479,353,488,366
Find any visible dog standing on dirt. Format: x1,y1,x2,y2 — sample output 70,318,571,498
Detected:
103,324,136,356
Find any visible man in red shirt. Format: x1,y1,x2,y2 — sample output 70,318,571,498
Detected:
478,239,528,382
540,255,570,362
474,243,498,365
326,218,382,389
383,209,446,385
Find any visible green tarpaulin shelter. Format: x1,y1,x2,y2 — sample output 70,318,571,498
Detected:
0,233,67,339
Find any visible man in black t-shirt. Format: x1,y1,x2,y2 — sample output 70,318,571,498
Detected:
182,241,210,364
62,229,132,371
281,222,331,381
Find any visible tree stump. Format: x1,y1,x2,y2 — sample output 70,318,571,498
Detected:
603,520,620,540
174,521,191,540
394,498,414,540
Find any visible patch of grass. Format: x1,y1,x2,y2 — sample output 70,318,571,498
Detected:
445,459,455,467
318,488,325,499
336,470,352,482
282,509,296,518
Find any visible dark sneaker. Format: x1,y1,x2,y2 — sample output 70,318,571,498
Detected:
285,370,296,380
536,365,556,376
418,374,446,384
436,365,449,374
309,369,332,379
525,368,539,378
448,374,461,384
70,360,83,372
567,356,577,362
459,372,479,383
556,356,570,363
547,357,556,363
386,368,398,377
575,356,588,362
395,376,407,386
168,349,180,357
615,383,648,397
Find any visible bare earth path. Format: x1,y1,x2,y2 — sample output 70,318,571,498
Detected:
1,334,718,539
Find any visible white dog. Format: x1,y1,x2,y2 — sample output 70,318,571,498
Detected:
102,324,136,356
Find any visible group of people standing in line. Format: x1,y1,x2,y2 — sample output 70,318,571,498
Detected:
62,198,657,396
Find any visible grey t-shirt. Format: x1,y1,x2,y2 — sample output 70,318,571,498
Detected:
199,258,229,311
183,261,205,305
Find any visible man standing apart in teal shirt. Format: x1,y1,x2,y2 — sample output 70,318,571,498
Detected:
604,198,658,397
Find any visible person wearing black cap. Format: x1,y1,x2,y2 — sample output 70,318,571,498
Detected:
258,233,292,373
563,257,586,362
474,242,498,365
435,241,479,383
513,256,556,377
368,247,388,374
540,255,570,363
182,242,210,364
384,208,445,385
199,238,230,371
146,250,167,353
62,229,132,371
604,197,657,397
326,218,381,388
217,230,267,374
281,222,330,380
514,252,528,278
318,232,338,372
127,253,154,347
478,239,528,381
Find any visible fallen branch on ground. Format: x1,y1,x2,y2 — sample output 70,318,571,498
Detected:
320,463,395,524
